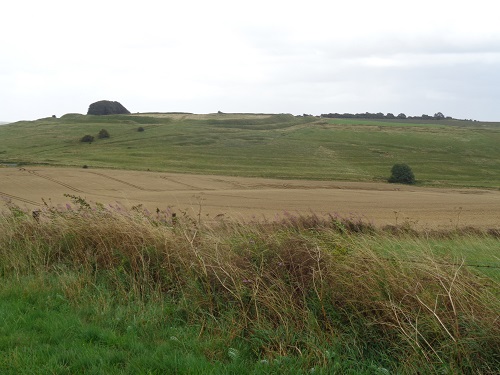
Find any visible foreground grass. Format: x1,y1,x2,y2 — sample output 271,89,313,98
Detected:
0,202,499,374
0,278,253,374
1,113,499,187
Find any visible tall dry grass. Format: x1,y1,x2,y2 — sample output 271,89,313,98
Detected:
1,200,498,373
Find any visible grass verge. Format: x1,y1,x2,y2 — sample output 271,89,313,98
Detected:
1,200,499,374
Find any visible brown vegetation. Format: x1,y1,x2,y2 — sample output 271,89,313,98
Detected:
1,203,498,372
1,166,499,229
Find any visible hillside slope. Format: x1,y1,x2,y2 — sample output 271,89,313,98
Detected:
1,113,499,188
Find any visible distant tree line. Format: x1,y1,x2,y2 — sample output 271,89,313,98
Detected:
320,112,451,120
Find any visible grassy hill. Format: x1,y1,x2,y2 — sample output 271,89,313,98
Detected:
1,113,499,188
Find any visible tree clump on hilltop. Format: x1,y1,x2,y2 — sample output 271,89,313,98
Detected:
87,100,130,115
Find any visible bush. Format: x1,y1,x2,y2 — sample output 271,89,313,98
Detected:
389,163,415,184
98,129,110,139
137,127,145,132
80,135,94,143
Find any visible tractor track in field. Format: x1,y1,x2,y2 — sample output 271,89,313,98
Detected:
26,170,85,193
160,176,207,190
0,191,43,206
86,171,154,191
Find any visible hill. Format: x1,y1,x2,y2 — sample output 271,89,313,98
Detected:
0,113,499,188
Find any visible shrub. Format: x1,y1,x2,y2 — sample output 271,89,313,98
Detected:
389,163,415,184
137,126,145,132
80,135,94,143
98,129,110,139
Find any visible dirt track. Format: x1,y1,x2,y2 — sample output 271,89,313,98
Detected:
1,166,499,229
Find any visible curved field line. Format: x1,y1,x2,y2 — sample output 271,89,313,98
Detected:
0,191,43,206
160,176,209,190
26,170,85,193
86,171,153,191
210,178,249,189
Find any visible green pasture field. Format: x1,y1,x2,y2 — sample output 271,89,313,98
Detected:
1,113,499,187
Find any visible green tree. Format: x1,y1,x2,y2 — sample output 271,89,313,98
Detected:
80,134,94,143
98,129,110,139
389,163,415,184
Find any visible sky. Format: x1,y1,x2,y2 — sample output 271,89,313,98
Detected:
1,0,500,122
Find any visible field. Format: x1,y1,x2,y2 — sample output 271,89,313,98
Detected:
1,166,500,230
1,113,499,373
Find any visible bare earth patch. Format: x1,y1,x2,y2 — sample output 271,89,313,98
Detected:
1,166,499,229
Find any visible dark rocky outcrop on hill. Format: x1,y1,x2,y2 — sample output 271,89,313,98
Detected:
87,100,130,115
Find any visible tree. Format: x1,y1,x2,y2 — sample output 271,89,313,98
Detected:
80,135,94,143
98,129,110,139
434,112,445,120
397,113,407,119
87,100,130,115
389,163,415,184
385,113,396,119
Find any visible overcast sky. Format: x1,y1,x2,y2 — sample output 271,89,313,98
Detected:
1,0,499,122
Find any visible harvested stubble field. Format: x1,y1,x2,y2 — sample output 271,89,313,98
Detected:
1,166,499,230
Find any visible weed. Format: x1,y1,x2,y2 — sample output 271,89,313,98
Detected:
63,194,91,210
